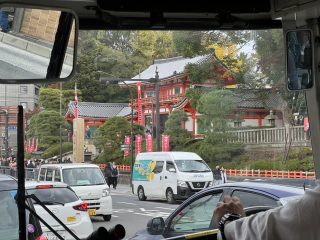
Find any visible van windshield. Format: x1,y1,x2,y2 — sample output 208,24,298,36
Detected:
62,168,106,186
175,160,211,172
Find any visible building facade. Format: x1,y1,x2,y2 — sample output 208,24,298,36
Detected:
0,84,40,110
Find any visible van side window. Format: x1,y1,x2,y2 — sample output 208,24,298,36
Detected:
153,161,164,174
39,169,46,181
166,162,175,171
45,169,53,181
54,170,61,182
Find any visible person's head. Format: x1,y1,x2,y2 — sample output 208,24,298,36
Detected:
221,167,225,171
113,162,116,166
215,164,219,169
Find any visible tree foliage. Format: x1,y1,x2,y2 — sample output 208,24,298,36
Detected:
26,110,69,150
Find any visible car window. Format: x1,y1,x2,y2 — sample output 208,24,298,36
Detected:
45,169,53,181
153,161,164,174
54,169,61,182
39,168,46,181
168,191,223,233
62,168,105,186
0,190,19,239
166,161,175,171
28,187,79,204
231,190,279,208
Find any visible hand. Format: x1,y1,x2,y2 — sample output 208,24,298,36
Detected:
214,195,246,227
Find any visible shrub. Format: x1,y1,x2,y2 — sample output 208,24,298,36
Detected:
42,142,73,159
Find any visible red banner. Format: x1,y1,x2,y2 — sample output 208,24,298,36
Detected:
146,134,153,152
137,82,142,124
28,139,31,153
162,135,170,152
74,83,79,118
24,141,27,151
31,138,34,152
304,117,309,132
135,135,143,156
34,139,38,152
124,136,131,157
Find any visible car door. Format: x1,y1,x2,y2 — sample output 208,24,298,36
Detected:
150,160,165,197
162,190,224,239
163,161,177,194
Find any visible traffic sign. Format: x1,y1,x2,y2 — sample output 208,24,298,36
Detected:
120,144,131,150
8,126,16,130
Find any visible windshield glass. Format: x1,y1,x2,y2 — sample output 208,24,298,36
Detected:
27,187,79,204
62,168,105,186
175,160,211,172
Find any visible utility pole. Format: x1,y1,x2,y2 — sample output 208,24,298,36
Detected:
155,67,160,151
60,125,62,163
5,110,9,159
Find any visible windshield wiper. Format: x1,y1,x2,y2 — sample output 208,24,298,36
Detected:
40,201,65,206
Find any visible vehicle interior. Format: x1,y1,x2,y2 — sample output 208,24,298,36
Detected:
1,0,320,239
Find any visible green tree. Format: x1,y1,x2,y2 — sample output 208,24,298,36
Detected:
39,88,82,113
196,89,245,164
94,116,131,163
163,110,192,150
26,110,69,150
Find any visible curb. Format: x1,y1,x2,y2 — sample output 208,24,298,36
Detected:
0,31,73,65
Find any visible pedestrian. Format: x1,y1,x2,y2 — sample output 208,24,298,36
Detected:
27,160,35,168
0,7,14,33
213,164,222,186
221,167,227,184
111,162,119,189
104,161,112,188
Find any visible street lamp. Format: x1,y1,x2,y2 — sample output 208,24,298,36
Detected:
98,71,134,186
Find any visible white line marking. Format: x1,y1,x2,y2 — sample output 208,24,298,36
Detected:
118,202,137,205
155,207,176,210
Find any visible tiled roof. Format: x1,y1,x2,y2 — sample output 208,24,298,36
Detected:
126,53,221,84
232,92,283,109
171,91,283,110
65,101,137,118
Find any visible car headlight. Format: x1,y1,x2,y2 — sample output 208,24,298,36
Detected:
177,180,188,188
102,188,109,197
208,181,213,187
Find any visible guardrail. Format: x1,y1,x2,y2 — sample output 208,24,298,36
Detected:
96,164,131,171
0,166,39,180
226,169,315,179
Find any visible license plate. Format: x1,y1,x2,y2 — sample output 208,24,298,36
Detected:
88,209,96,216
45,231,66,240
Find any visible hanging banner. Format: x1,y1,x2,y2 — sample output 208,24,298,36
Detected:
34,139,38,152
28,139,31,153
24,141,27,151
31,138,34,152
124,136,131,157
135,135,142,156
304,117,309,132
146,134,153,152
137,81,142,124
162,135,170,152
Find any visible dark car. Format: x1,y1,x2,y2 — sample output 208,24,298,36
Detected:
0,174,46,240
129,181,305,240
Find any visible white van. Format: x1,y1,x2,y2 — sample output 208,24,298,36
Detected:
132,152,213,204
38,163,113,221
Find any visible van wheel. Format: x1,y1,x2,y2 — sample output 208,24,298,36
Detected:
138,187,147,201
103,215,111,221
166,188,176,204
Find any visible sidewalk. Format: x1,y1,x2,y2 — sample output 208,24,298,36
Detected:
108,184,133,196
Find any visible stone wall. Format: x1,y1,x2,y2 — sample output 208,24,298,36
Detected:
20,9,75,47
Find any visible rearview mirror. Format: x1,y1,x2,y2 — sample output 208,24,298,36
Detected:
0,5,78,84
286,29,313,90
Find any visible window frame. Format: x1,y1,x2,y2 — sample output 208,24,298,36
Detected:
164,189,225,236
20,86,27,94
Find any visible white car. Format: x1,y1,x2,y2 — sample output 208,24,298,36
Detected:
25,181,93,240
38,163,113,221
